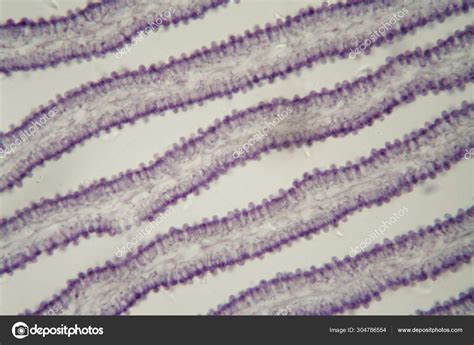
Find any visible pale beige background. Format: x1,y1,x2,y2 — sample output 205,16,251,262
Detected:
0,0,472,315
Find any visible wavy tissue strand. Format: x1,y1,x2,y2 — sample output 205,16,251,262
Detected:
0,0,472,192
22,104,474,315
1,27,473,277
415,288,474,315
0,0,472,318
209,208,474,315
0,0,231,74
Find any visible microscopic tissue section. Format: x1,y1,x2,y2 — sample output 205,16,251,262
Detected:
0,0,472,316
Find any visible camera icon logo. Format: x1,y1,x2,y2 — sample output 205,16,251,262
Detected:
12,322,29,339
